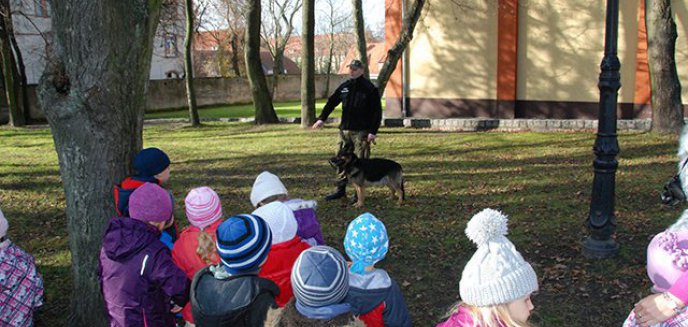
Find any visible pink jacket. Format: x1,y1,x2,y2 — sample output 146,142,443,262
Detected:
436,306,506,327
670,272,688,304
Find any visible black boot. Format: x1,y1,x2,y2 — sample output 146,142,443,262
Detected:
324,184,346,201
349,193,358,205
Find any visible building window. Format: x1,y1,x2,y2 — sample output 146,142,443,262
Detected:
34,0,49,17
164,33,177,58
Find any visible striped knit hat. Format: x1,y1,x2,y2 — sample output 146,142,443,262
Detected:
185,187,223,229
291,246,349,307
215,214,272,274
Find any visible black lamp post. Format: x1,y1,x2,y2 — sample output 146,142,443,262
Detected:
582,0,621,259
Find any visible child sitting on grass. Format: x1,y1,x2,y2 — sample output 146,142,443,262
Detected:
343,212,412,327
114,147,179,249
251,171,325,246
264,246,364,326
171,186,224,326
436,208,538,327
624,214,688,327
253,201,312,307
0,206,44,326
100,183,189,326
190,214,279,326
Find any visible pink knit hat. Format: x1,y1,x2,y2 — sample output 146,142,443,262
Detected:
185,187,223,229
129,183,173,222
647,230,688,292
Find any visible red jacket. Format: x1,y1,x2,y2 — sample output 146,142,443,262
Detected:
258,236,311,307
171,219,222,323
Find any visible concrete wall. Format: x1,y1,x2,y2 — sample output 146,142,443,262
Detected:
3,75,347,121
147,74,346,111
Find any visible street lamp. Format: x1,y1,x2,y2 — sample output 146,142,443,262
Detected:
582,0,621,259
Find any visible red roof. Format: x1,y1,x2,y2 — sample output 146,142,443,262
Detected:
338,42,387,75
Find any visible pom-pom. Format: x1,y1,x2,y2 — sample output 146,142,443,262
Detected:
465,208,508,246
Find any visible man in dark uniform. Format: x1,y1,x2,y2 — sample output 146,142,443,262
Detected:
312,59,382,201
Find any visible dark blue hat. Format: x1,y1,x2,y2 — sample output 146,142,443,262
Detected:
216,214,272,274
134,148,170,177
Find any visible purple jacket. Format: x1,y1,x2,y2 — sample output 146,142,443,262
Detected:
284,199,325,246
99,218,189,327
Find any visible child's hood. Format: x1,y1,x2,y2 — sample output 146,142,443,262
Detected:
345,269,392,314
102,217,160,260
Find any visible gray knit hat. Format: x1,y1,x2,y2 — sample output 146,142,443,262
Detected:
291,246,349,307
459,208,538,307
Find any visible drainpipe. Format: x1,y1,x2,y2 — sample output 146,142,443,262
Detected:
401,0,410,117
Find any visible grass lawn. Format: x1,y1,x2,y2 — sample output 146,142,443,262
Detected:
145,99,332,119
0,122,681,326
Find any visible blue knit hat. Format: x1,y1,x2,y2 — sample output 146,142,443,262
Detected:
291,246,349,307
134,148,170,177
215,214,272,274
344,213,389,274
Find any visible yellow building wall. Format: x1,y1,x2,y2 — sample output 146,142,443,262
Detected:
408,1,499,100
516,0,639,103
675,0,688,104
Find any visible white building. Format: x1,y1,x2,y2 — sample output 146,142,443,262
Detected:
11,0,185,84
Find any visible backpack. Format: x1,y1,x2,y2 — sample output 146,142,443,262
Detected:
113,177,156,216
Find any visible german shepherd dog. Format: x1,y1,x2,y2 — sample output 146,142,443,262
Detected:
330,152,405,208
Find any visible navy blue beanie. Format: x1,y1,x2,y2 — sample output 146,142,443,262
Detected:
134,148,170,177
216,214,272,274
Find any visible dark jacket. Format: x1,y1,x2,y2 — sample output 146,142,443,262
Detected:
99,218,190,327
190,266,279,326
264,299,365,327
318,76,382,135
345,270,412,327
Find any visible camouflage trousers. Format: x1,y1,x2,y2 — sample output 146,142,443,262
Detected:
335,130,370,186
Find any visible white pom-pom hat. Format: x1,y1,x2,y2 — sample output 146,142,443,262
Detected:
459,208,538,307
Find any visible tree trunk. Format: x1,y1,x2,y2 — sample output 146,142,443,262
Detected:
377,0,425,98
351,0,369,78
2,0,30,123
646,0,683,133
10,34,29,123
245,0,278,124
184,0,200,126
38,1,162,325
300,0,315,128
0,0,23,127
230,33,241,77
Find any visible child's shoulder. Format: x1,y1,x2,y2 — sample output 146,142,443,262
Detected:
283,198,317,211
437,307,473,327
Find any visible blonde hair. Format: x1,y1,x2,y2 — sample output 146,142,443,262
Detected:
196,229,218,264
444,302,535,327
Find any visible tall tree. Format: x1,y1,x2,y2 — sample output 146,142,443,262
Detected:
245,0,278,123
646,0,683,133
261,0,302,97
351,0,368,78
376,0,426,97
318,0,352,96
38,0,162,325
208,0,246,77
300,0,314,128
0,0,23,126
184,0,200,126
2,0,30,123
